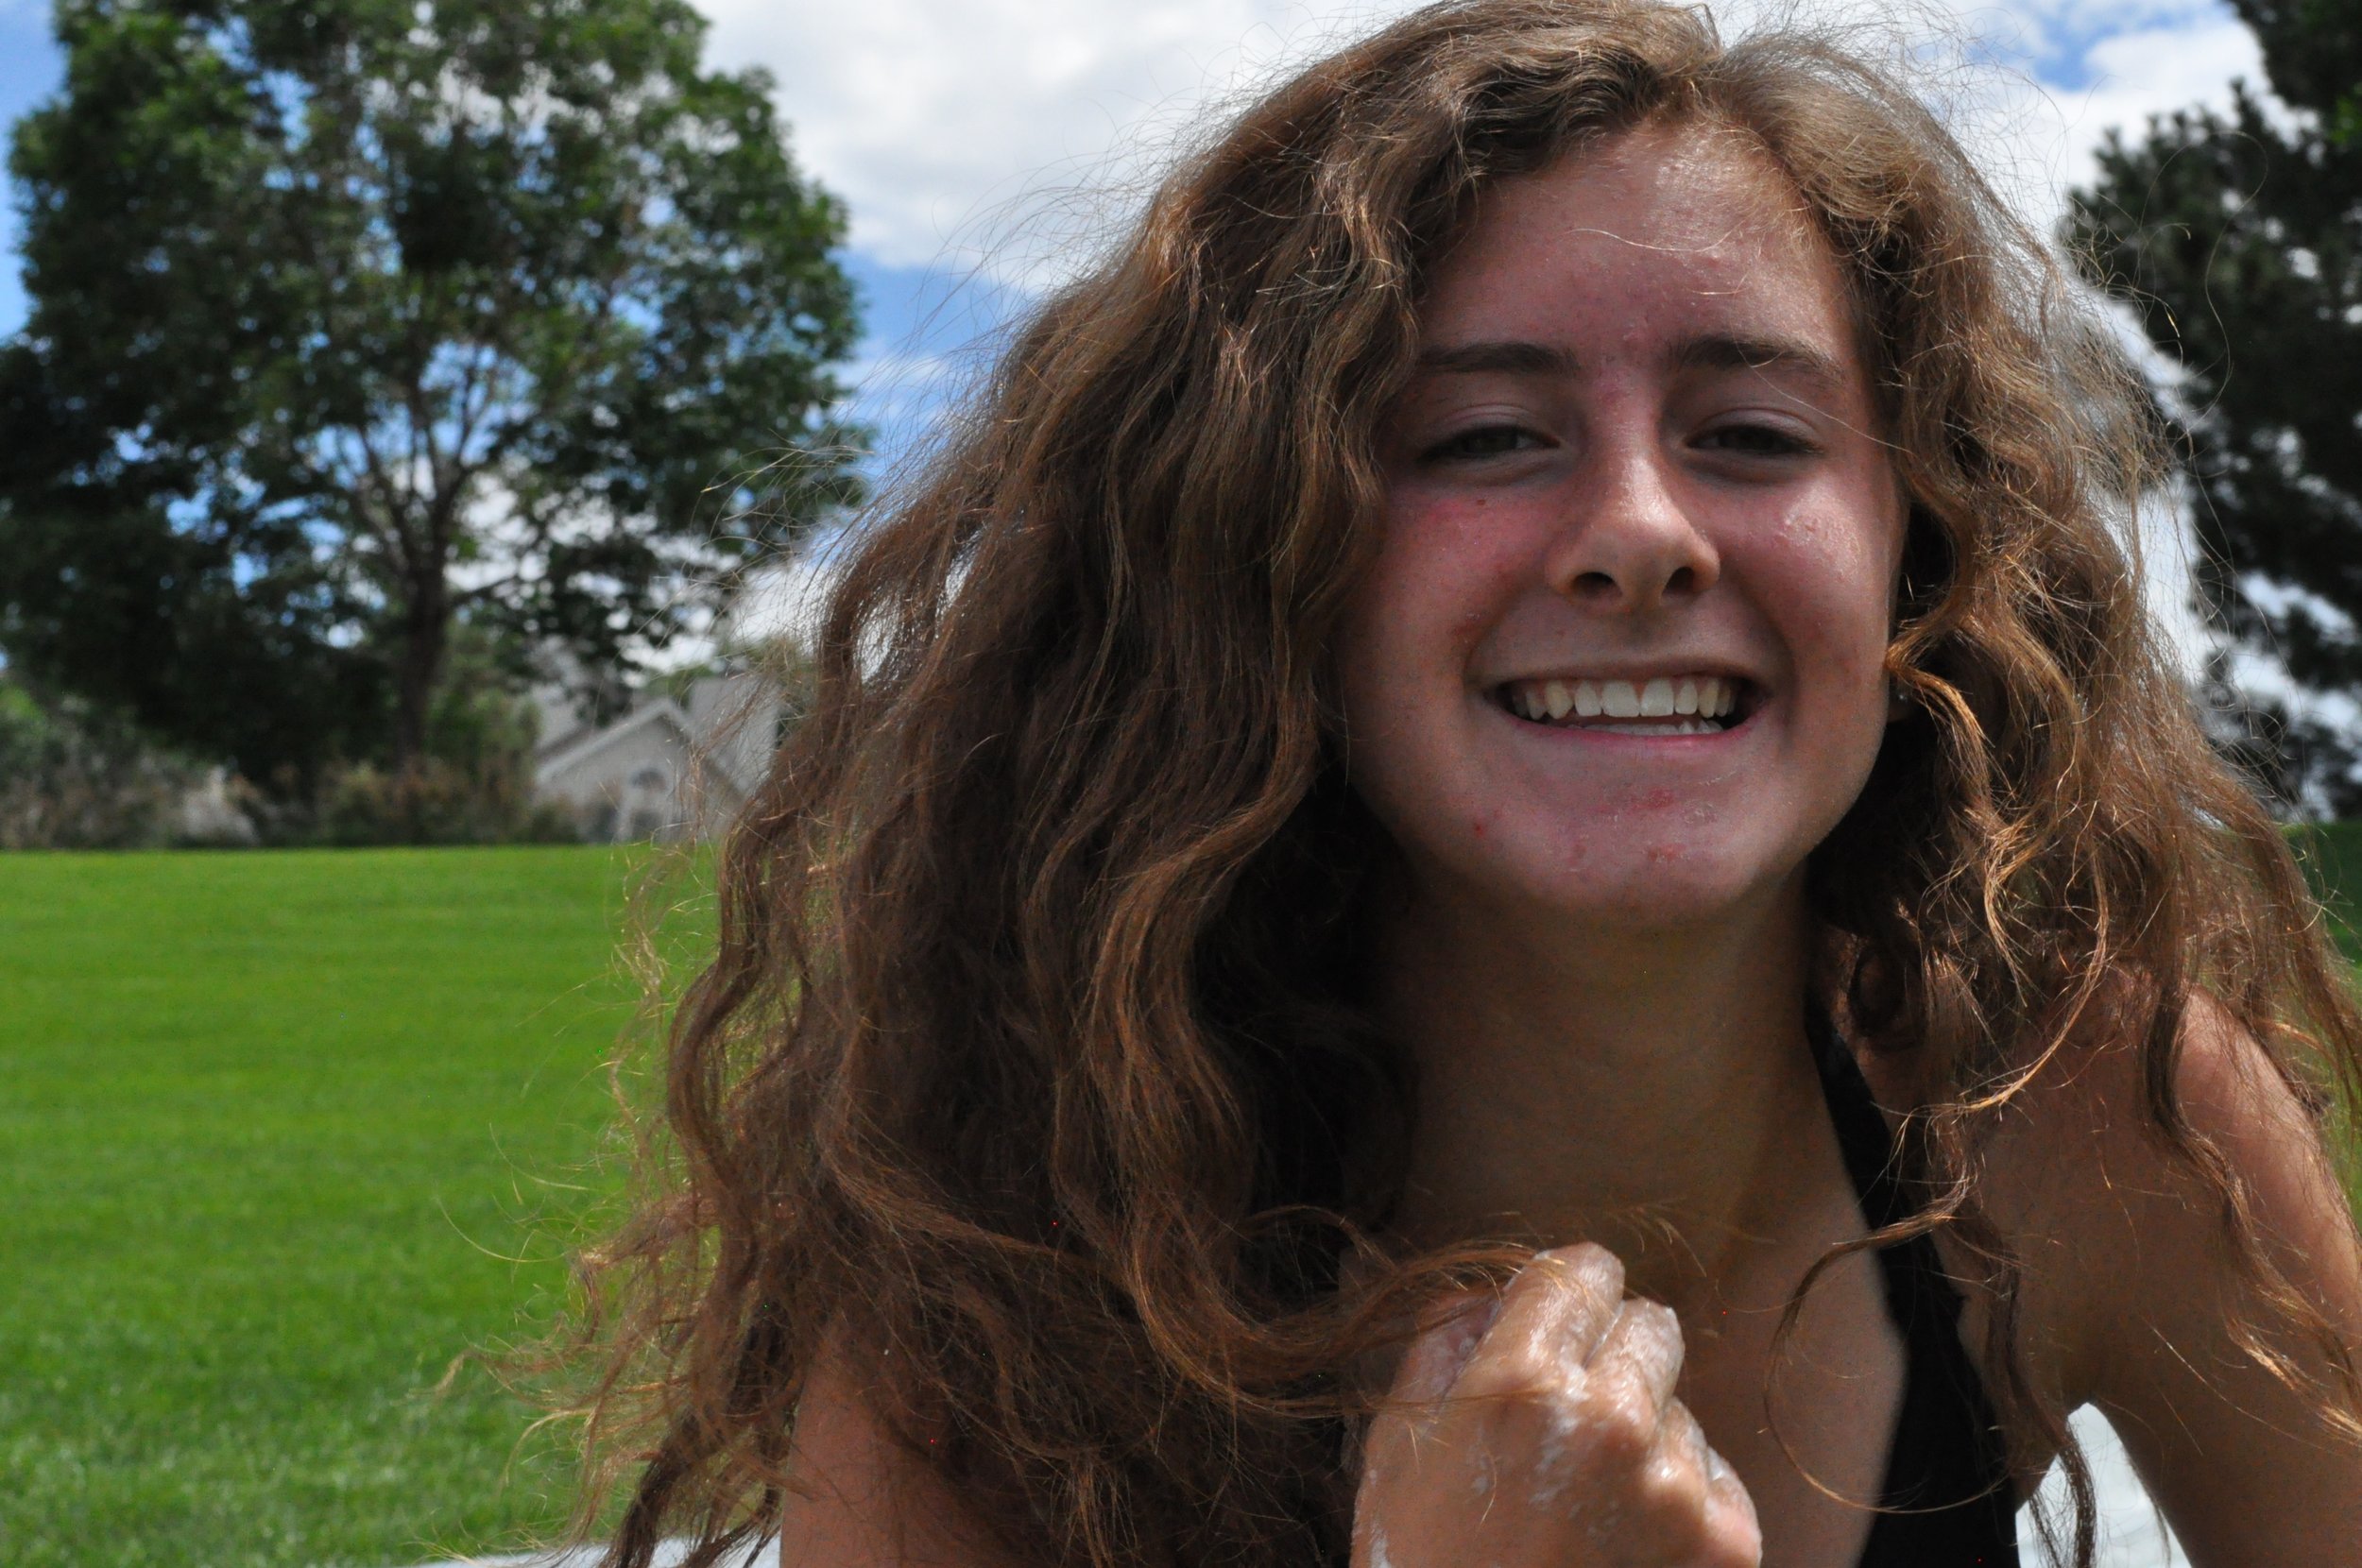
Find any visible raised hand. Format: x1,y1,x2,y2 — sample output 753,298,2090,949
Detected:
1353,1243,1760,1568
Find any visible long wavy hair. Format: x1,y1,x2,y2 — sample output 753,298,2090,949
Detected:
566,5,2362,1565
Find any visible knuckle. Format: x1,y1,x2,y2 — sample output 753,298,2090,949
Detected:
1638,1449,1712,1517
1661,1396,1709,1453
1610,1300,1686,1386
1483,1342,1566,1399
1559,1239,1621,1275
1576,1376,1657,1464
1535,1241,1623,1297
1626,1297,1682,1346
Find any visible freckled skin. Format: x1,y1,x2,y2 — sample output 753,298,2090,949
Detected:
1334,123,1904,935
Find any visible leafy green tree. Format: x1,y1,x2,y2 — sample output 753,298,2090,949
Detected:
0,672,217,848
2067,0,2362,814
0,0,862,784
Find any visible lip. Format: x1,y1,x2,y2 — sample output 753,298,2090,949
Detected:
1490,663,1762,688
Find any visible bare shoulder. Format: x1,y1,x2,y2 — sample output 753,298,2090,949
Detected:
779,1339,1018,1568
1971,994,2358,1385
1971,992,2362,1560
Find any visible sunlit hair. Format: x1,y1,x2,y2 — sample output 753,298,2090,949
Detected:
568,4,2362,1565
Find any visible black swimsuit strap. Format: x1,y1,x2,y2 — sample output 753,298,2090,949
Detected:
1807,1016,2021,1567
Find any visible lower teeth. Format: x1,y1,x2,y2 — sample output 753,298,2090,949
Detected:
1575,719,1724,735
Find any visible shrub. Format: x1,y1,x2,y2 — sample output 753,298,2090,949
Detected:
0,679,249,848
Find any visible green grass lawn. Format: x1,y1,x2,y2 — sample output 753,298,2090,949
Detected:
0,846,701,1568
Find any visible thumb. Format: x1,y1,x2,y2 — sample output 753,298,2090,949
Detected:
1389,1292,1502,1406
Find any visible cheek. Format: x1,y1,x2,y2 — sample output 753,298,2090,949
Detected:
1339,495,1531,691
1757,493,1902,683
1333,497,1535,848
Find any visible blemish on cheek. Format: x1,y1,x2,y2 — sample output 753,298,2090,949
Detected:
1646,842,1686,864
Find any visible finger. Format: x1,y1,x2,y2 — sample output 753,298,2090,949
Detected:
1561,1300,1686,1474
1653,1397,1711,1479
1455,1244,1623,1401
1388,1290,1500,1405
1698,1426,1763,1564
1587,1297,1686,1407
1703,1435,1756,1521
1645,1402,1759,1565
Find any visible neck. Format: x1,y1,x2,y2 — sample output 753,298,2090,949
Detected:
1376,869,1830,1314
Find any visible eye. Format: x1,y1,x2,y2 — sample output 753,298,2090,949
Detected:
1422,423,1547,462
1696,421,1818,459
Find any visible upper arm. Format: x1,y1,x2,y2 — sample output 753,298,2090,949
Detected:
1987,999,2362,1564
779,1344,1018,1568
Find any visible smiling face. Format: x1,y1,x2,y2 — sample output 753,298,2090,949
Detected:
1335,119,1906,936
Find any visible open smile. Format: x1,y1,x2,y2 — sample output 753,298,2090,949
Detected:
1492,673,1762,736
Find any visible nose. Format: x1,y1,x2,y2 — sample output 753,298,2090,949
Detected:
1541,448,1720,611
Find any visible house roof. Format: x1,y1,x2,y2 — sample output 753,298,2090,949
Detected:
532,697,694,786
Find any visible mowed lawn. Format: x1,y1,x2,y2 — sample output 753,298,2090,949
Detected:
0,847,701,1568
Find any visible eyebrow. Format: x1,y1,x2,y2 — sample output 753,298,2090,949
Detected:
1413,340,1582,377
1413,332,1851,394
1670,333,1851,393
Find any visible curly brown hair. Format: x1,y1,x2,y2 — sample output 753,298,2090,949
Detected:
565,4,2362,1565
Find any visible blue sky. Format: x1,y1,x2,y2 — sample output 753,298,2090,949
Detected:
0,0,2267,477
0,1,58,337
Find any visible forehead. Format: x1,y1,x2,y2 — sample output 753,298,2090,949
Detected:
1421,118,1857,355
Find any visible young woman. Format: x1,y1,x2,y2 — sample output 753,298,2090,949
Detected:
573,4,2362,1564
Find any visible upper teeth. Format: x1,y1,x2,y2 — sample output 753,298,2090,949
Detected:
1504,675,1738,724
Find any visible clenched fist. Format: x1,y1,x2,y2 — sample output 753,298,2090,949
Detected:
1353,1243,1760,1568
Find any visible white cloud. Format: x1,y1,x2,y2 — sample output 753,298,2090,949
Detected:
2009,16,2266,220
693,0,2260,280
727,543,840,653
696,0,1422,274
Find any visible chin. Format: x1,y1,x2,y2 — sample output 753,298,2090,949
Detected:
1484,826,1797,929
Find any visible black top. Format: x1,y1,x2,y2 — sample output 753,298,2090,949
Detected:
1808,1017,2021,1567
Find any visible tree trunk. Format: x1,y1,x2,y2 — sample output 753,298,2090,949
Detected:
391,571,450,778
